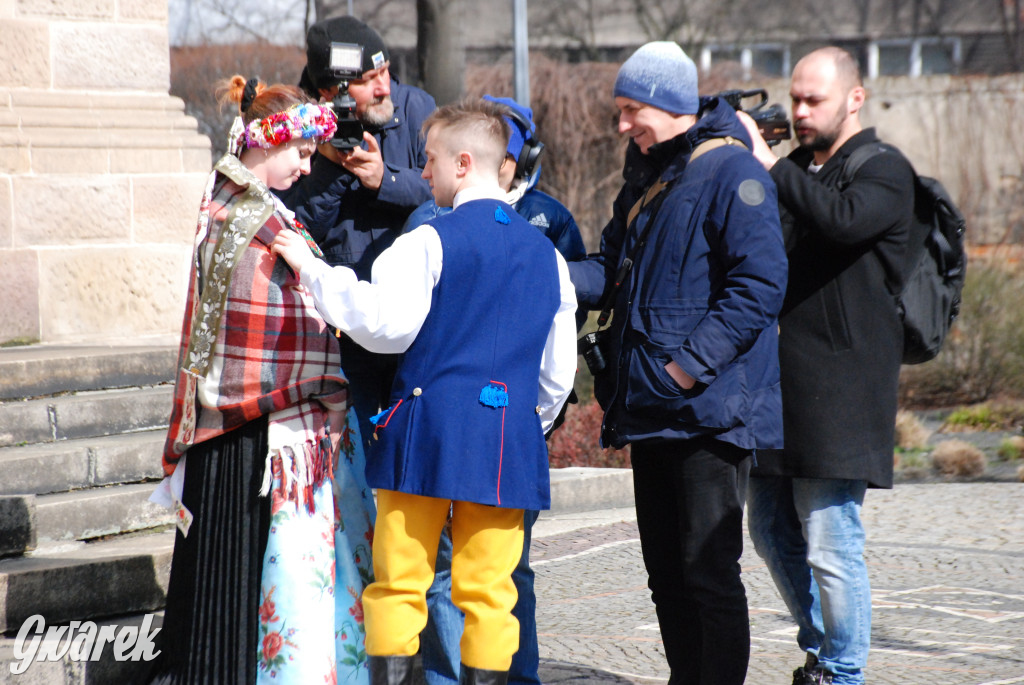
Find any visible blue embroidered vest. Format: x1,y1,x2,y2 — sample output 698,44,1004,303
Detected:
365,199,560,509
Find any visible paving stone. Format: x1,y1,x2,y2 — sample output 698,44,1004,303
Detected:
531,483,1024,684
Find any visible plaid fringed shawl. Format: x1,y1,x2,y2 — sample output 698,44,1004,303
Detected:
164,154,347,509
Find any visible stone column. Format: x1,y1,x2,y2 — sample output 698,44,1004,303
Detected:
0,0,211,345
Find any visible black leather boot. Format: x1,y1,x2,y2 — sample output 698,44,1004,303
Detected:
792,653,818,685
369,655,418,685
792,653,833,685
459,664,509,685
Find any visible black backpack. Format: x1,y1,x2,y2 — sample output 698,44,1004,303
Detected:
840,143,967,365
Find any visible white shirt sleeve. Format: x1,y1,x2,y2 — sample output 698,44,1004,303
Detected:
299,226,443,354
539,251,579,433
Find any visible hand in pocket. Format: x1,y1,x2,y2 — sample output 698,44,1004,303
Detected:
664,360,696,390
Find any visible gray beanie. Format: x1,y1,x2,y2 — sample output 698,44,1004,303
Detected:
613,42,699,115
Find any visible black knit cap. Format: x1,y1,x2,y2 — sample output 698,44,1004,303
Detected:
304,16,390,90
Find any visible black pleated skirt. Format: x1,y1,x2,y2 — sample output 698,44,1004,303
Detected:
149,415,270,685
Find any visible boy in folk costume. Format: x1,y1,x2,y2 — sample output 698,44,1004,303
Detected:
272,98,577,685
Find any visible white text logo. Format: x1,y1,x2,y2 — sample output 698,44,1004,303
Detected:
10,614,161,675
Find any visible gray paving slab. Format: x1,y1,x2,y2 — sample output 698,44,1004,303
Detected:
531,483,1024,685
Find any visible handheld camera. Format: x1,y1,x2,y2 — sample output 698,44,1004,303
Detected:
578,330,610,375
718,88,791,147
328,42,365,151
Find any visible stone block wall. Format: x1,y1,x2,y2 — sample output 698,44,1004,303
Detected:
0,0,211,345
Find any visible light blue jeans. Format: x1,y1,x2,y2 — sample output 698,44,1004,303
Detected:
747,476,870,685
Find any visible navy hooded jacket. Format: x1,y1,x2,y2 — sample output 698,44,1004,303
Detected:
568,97,788,450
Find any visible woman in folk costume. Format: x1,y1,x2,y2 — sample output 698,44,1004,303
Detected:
149,76,375,685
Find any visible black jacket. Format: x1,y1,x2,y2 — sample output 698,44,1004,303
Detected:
754,128,915,488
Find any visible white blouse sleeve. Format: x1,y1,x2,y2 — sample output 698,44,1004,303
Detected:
538,251,579,433
299,226,443,354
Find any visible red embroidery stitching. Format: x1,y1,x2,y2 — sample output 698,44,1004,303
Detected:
489,380,508,505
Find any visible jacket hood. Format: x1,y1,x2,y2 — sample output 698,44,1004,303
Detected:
688,95,753,149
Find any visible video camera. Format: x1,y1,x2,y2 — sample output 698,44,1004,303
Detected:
327,42,366,151
717,88,791,147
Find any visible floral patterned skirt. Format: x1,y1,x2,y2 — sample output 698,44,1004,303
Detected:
258,410,375,684
152,411,375,685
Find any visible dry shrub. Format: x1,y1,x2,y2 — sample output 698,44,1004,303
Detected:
931,439,987,477
466,55,626,251
998,435,1024,460
548,400,630,469
894,410,931,449
171,44,307,159
900,260,1024,407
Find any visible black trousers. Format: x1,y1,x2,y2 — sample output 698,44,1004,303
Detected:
631,437,752,685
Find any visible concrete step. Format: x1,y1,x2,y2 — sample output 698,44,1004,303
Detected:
0,386,172,449
0,612,164,685
0,431,165,497
0,497,34,559
549,467,634,513
0,531,173,633
1,484,171,558
34,484,173,547
0,345,177,401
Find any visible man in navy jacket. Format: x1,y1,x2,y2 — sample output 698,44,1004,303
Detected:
281,15,436,447
569,42,787,685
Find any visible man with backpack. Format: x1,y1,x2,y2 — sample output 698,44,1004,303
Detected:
738,46,916,685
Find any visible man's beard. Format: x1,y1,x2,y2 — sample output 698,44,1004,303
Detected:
798,107,847,152
359,96,395,130
799,128,839,152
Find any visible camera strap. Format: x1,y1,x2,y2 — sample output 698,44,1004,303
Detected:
595,179,669,326
595,137,745,327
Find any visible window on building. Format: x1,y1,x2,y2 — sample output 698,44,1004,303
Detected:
920,41,957,75
751,46,787,77
700,44,789,79
868,38,961,77
879,43,912,76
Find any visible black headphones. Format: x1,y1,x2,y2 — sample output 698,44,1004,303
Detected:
504,106,545,181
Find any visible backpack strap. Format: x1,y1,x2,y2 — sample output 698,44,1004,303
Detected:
623,137,747,227
689,135,748,164
602,137,747,327
838,142,890,190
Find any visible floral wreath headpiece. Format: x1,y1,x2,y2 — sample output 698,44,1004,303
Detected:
228,102,338,155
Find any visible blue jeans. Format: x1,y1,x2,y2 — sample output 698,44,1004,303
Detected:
747,476,871,685
422,509,540,685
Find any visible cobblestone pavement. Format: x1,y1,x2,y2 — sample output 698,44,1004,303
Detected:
531,483,1024,684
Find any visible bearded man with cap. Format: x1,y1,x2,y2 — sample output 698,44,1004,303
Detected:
282,15,436,449
567,42,788,684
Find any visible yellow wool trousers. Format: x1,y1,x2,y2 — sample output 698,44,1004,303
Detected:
364,489,525,670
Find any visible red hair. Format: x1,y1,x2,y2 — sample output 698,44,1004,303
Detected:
218,75,314,125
